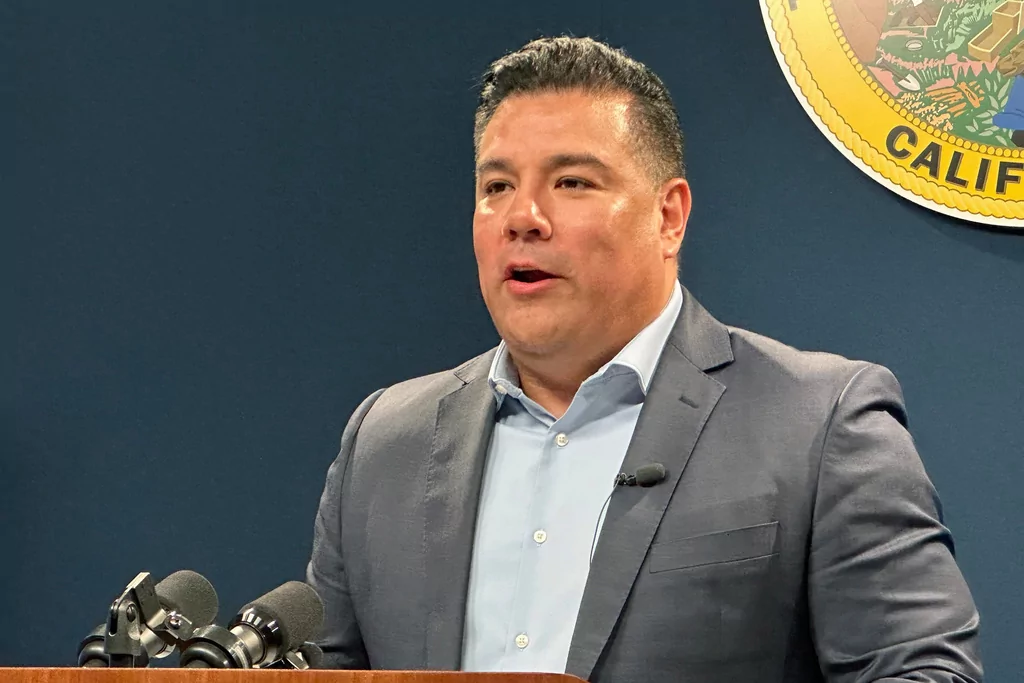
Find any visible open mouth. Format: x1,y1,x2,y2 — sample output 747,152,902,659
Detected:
509,269,555,283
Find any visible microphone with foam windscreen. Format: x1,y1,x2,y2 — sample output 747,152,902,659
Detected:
156,570,220,626
178,581,325,669
77,570,219,667
614,463,667,488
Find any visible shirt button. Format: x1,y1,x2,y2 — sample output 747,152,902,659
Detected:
555,433,569,447
495,384,508,395
533,529,547,544
515,633,530,649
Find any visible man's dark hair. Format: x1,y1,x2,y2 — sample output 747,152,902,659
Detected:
474,36,685,183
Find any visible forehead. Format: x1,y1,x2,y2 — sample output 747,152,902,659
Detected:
478,90,635,162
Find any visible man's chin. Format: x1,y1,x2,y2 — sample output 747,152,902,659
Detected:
489,302,579,349
497,326,572,358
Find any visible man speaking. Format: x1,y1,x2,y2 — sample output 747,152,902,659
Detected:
306,36,982,682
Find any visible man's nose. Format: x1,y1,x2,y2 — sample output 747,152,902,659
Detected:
502,191,552,241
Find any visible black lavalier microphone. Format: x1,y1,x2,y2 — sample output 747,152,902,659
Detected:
614,463,667,488
590,463,668,563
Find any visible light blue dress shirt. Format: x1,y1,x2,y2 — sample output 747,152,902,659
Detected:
461,280,684,673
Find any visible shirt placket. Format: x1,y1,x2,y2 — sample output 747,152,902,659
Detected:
504,405,581,670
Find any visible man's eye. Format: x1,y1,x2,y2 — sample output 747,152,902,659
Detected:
557,177,592,190
485,181,511,195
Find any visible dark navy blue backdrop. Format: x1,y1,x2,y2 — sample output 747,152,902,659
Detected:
6,2,1023,679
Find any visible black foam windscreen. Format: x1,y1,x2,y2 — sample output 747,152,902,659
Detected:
242,581,325,652
155,570,219,627
635,463,667,487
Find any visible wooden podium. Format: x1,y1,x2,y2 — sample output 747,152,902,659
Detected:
0,670,585,682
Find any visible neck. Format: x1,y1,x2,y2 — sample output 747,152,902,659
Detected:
508,279,676,419
513,351,613,419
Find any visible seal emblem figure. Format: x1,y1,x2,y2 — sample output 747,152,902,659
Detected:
761,0,1024,228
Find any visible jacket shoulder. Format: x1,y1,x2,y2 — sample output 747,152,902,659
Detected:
721,326,900,410
356,348,496,431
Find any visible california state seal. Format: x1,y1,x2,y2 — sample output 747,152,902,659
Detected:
761,0,1024,228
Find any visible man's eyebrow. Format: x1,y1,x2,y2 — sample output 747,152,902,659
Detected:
475,153,613,178
476,157,514,177
545,153,612,174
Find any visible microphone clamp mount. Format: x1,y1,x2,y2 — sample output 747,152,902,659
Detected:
78,572,202,668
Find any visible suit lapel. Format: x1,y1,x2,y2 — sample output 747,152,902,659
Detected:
422,353,496,670
566,288,733,680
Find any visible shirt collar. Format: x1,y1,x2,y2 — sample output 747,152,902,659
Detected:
487,280,683,407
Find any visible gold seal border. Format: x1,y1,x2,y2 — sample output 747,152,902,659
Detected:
763,0,1023,224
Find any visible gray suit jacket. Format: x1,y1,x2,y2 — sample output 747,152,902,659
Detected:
307,287,982,682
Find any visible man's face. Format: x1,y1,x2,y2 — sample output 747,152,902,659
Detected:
473,89,688,362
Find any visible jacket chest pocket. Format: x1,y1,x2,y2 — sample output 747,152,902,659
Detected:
648,521,779,573
639,521,782,662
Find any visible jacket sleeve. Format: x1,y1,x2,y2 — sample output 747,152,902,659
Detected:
809,364,983,682
306,388,386,669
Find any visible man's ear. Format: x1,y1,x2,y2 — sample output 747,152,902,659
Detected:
660,178,691,258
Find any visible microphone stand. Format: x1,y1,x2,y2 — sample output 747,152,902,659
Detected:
78,572,201,668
